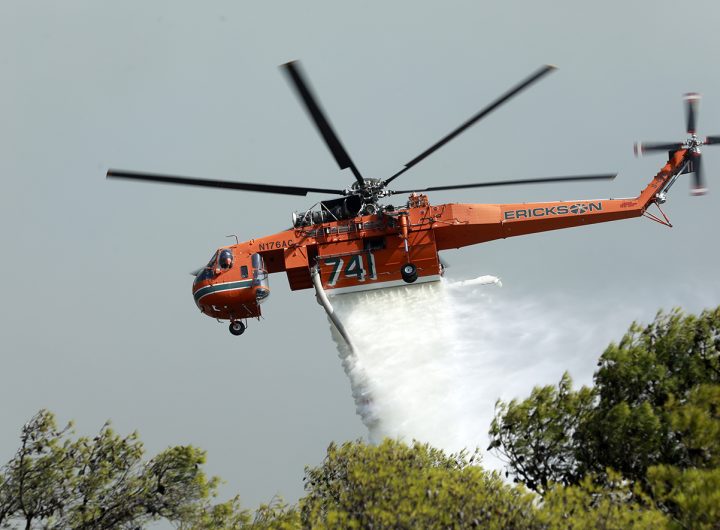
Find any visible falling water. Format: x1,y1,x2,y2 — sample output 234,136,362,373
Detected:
326,278,639,462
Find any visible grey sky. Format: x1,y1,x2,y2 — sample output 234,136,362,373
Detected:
2,0,720,508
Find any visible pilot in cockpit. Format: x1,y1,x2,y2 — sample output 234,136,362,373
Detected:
218,249,233,270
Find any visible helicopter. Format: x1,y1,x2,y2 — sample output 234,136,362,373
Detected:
108,61,717,336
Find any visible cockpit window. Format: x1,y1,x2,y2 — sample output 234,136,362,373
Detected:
194,251,218,284
240,265,249,278
218,249,233,270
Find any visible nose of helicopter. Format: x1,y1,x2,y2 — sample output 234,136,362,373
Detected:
191,268,263,320
192,281,241,317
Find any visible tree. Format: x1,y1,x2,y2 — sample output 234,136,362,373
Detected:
300,438,539,529
298,439,670,529
488,372,595,492
6,306,718,528
0,410,76,529
489,306,720,524
0,410,245,530
1,412,672,529
585,307,720,482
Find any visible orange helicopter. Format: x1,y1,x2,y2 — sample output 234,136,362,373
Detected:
108,62,716,336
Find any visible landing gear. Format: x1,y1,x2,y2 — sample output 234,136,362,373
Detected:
401,263,418,283
229,321,246,336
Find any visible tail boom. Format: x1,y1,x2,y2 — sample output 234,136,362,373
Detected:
434,150,688,250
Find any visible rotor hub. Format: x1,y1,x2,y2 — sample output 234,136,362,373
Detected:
685,134,703,153
349,178,391,203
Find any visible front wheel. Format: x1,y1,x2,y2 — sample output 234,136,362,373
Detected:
229,321,246,336
400,263,418,283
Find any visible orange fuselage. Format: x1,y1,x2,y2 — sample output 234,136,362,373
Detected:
192,151,685,322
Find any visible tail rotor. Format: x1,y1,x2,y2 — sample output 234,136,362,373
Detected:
634,93,719,195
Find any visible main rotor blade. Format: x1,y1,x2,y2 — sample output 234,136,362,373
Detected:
281,61,364,185
684,92,700,134
634,141,684,157
384,64,557,186
106,170,346,196
391,173,616,194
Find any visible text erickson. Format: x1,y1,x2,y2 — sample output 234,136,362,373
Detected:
504,202,603,220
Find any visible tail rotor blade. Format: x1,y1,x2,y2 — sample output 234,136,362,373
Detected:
705,135,720,145
690,153,708,195
684,92,701,134
634,141,683,157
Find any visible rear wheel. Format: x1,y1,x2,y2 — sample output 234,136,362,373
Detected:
229,321,246,336
401,263,418,283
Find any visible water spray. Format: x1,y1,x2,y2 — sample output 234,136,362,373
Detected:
315,273,641,464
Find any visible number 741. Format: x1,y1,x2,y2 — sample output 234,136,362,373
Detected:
323,253,377,286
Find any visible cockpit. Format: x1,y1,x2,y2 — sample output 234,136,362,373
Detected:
193,248,235,285
193,249,269,301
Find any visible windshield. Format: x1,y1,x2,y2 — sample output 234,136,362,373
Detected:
206,251,218,268
194,251,218,285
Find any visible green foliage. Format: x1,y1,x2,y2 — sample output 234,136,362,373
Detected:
300,438,540,529
647,465,720,530
298,439,669,529
489,306,720,526
176,496,252,530
249,497,300,529
0,410,76,528
595,307,720,410
67,425,218,529
580,399,665,483
585,307,720,481
0,410,246,530
666,384,720,468
4,306,718,529
538,471,669,529
489,372,595,492
0,413,678,529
